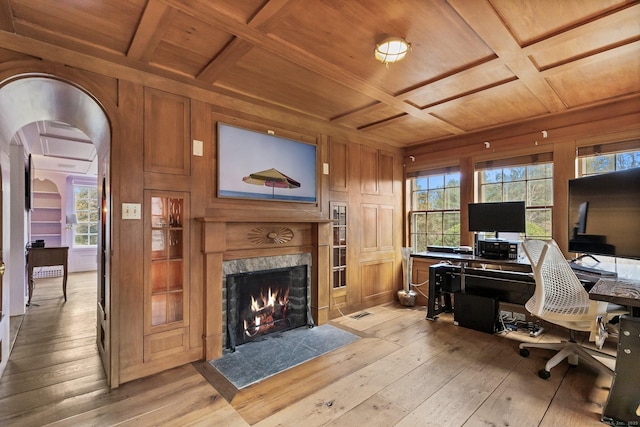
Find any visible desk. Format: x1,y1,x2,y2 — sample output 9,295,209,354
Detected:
589,277,640,426
589,277,640,316
26,246,69,305
412,252,533,321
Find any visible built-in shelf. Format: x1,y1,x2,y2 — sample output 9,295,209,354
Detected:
31,179,62,247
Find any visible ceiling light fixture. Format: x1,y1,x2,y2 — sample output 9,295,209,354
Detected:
375,37,411,66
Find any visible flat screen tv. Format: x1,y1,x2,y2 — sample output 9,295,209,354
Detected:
217,122,317,203
468,201,526,236
568,167,640,259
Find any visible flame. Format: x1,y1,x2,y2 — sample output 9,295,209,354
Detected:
244,287,290,337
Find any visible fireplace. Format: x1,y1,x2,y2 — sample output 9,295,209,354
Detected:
226,265,308,349
197,217,332,361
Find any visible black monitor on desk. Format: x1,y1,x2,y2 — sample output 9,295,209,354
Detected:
468,201,526,237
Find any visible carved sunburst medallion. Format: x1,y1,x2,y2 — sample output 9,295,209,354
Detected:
248,227,294,245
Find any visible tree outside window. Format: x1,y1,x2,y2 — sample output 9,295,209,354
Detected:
478,163,553,239
410,172,460,250
580,149,640,176
74,185,99,246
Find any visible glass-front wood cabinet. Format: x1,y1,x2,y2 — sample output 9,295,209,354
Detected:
145,191,189,334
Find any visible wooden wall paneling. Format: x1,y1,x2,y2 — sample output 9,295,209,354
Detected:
143,327,189,362
459,156,474,247
346,141,362,310
552,139,577,257
379,205,394,250
361,204,378,251
360,258,395,301
378,150,394,196
117,80,145,382
329,137,348,192
314,222,331,325
143,87,190,175
360,145,378,195
188,99,210,354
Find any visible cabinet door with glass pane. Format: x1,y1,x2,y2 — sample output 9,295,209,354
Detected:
144,191,189,334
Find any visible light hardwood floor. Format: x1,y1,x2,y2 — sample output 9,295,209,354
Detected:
0,272,616,426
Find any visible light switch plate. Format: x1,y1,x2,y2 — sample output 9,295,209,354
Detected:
122,203,141,219
193,139,203,156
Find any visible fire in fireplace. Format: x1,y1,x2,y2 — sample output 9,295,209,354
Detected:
226,265,308,349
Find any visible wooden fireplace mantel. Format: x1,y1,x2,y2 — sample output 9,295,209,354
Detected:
196,216,332,361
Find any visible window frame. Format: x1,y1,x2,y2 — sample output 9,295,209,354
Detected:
475,155,554,240
408,169,461,250
72,183,99,248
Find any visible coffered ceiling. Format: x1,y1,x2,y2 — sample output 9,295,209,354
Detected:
0,0,639,149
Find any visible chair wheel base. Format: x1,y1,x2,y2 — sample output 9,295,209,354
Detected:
519,348,530,357
538,369,551,379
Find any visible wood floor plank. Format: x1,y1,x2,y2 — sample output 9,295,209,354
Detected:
253,325,482,426
3,343,99,375
394,341,523,427
0,355,103,398
7,365,198,426
462,345,568,427
49,372,209,425
234,337,401,424
0,373,107,419
326,393,410,426
539,366,612,427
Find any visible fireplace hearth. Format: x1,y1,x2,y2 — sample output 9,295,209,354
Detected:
227,265,308,349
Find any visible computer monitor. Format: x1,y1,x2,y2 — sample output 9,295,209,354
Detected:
568,168,640,259
468,201,526,238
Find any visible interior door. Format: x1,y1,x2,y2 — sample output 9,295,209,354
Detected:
0,153,9,378
96,174,111,385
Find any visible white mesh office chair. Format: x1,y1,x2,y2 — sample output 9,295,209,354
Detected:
518,239,627,379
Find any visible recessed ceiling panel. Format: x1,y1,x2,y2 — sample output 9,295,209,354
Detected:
491,0,632,45
150,11,234,77
40,136,96,162
431,81,549,131
32,154,95,175
546,44,640,108
10,0,146,54
216,47,376,120
361,115,453,146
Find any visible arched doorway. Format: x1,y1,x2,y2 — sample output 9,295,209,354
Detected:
0,75,112,384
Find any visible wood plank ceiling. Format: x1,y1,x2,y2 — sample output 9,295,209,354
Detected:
0,0,638,148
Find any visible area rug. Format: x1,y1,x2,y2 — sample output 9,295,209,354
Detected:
209,323,359,389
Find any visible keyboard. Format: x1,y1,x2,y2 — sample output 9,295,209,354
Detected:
570,262,617,277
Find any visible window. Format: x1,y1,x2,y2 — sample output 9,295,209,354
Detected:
331,203,347,289
409,170,460,250
578,142,640,176
73,185,99,247
476,154,553,239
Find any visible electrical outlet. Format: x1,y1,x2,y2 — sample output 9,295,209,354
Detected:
500,310,513,319
122,203,141,220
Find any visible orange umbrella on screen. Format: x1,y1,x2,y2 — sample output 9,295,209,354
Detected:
242,168,301,197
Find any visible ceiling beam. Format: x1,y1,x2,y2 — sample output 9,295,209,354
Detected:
448,0,568,113
127,0,176,62
0,0,14,33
